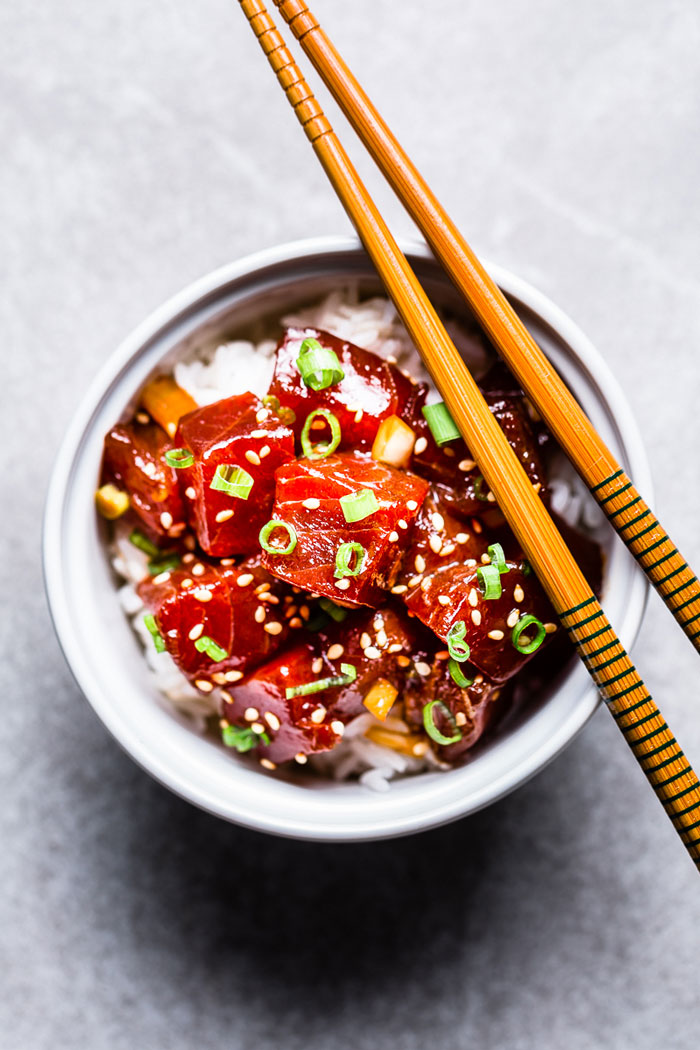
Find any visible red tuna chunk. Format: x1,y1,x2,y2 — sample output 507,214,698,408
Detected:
138,554,291,691
261,452,429,607
266,326,426,452
220,605,427,765
175,393,295,557
102,421,186,541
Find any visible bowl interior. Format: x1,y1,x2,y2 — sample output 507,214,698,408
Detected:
44,238,650,840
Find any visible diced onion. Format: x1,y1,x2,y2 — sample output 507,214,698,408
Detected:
371,415,416,468
363,679,398,721
95,484,130,520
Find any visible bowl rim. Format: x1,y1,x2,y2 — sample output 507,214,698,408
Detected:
43,235,652,841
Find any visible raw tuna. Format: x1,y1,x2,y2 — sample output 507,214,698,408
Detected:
102,421,186,541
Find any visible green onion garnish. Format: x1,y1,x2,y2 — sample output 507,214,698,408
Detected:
446,620,471,663
421,402,461,445
296,336,344,391
130,529,161,558
305,611,330,632
147,554,181,576
473,475,490,501
143,613,166,653
520,560,532,577
262,394,296,425
340,488,379,523
511,614,546,655
487,542,509,575
210,464,254,499
301,408,341,460
448,659,474,689
318,597,349,622
285,662,357,700
222,725,270,752
423,700,463,746
194,635,229,662
164,448,194,469
259,519,297,555
476,563,502,600
334,541,366,579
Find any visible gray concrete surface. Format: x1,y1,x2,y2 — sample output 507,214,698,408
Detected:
3,0,699,1046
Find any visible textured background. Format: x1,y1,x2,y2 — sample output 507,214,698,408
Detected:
3,1,700,1046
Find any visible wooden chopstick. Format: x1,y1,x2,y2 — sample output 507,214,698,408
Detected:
236,0,700,869
271,0,700,656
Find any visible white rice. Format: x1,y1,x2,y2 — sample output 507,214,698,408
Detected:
112,287,605,789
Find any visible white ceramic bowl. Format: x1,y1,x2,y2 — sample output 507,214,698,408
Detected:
44,236,651,841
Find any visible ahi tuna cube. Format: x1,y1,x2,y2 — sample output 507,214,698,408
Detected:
175,393,295,557
102,421,186,541
260,452,429,607
266,326,426,452
138,554,292,691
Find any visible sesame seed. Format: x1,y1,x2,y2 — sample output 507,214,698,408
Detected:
184,534,196,550
136,411,150,425
335,579,351,590
443,447,455,457
388,643,403,653
438,595,450,606
533,482,542,494
466,558,477,567
167,629,178,638
255,582,271,594
435,650,449,660
354,409,363,423
429,534,442,554
471,609,482,626
254,606,266,623
303,497,320,509
388,531,399,542
376,629,388,647
181,579,194,589
468,588,478,607
391,584,408,595
413,741,430,757
486,491,497,503
188,623,204,641
212,672,227,685
440,543,456,557
408,575,422,588
331,720,345,735
264,621,283,635
455,711,468,726
431,512,444,531
289,617,303,628
143,461,157,478
312,657,324,674
373,617,384,631
152,571,171,585
415,661,431,676
488,630,504,641
397,655,411,668
183,553,195,564
237,574,254,587
458,458,476,472
251,722,266,734
474,674,483,684
420,578,432,592
407,500,418,511
220,558,234,566
260,593,279,604
507,609,520,628
260,758,277,771
398,518,408,529
160,511,173,529
245,450,261,466
414,554,426,573
310,706,327,724
481,553,491,564
294,753,308,764
299,605,310,621
514,584,525,603
256,408,270,423
225,670,243,682
360,633,372,650
244,707,259,721
414,436,428,455
327,643,344,660
195,679,213,692
191,563,205,576
286,604,298,618
456,533,469,544
472,519,483,534
193,587,212,602
259,445,271,459
544,623,558,634
251,429,268,439
264,712,281,731
364,646,382,660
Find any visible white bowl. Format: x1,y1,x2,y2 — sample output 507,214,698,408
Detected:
43,236,651,841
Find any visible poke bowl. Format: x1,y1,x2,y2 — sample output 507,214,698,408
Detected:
43,236,651,841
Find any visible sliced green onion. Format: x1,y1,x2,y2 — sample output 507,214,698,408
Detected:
164,448,194,469
301,408,341,460
296,336,344,391
511,614,546,655
520,560,532,577
334,541,366,579
147,554,181,576
210,464,254,499
448,659,474,689
285,662,357,699
130,529,161,558
473,475,490,501
262,394,296,426
487,542,509,575
421,402,461,445
305,611,330,632
259,519,297,555
477,563,502,600
446,620,471,663
222,725,270,752
143,613,165,653
423,700,463,746
319,597,349,622
340,488,379,523
194,635,229,662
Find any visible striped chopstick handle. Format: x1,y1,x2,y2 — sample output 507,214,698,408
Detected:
591,469,700,652
560,595,700,866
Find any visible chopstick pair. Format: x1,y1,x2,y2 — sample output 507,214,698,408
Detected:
236,0,700,868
